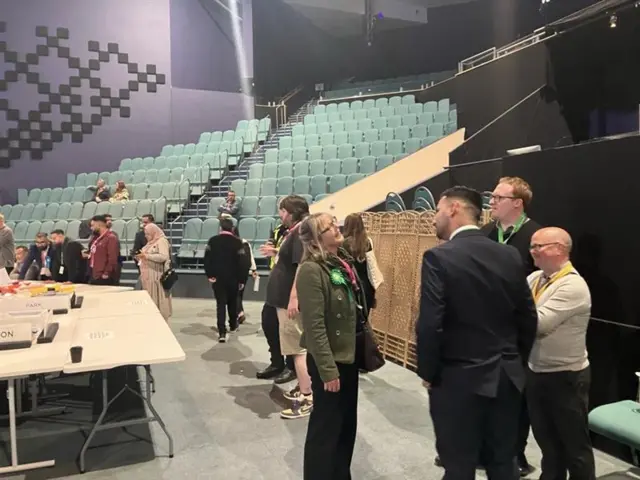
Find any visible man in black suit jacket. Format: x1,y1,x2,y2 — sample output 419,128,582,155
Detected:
204,217,250,343
50,230,86,283
417,186,538,480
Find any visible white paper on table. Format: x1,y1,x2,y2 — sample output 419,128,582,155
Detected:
253,275,260,292
0,268,10,286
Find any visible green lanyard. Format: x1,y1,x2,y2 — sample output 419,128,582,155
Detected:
497,213,527,244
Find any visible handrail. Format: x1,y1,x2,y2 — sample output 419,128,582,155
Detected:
458,47,497,73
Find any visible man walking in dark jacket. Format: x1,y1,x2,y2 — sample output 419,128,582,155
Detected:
204,217,250,343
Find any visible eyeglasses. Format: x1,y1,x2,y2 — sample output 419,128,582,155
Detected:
320,217,338,235
529,242,560,251
490,194,518,202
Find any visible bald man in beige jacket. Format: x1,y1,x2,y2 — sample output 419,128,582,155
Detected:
526,227,595,480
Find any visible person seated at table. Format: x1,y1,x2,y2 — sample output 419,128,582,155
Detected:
19,233,54,280
109,181,129,203
88,179,110,203
50,229,86,283
10,245,38,280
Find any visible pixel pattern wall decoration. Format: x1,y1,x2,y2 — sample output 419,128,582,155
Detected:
0,22,166,168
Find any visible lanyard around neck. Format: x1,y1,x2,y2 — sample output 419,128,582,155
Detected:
532,262,574,303
497,213,527,244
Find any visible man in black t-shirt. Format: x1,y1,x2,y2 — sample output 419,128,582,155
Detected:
264,195,314,420
256,220,296,383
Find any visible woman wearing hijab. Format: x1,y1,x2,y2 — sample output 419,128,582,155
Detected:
136,223,172,321
296,212,366,480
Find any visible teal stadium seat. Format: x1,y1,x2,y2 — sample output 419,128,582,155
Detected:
589,400,640,464
260,178,276,196
258,196,278,217
294,161,309,177
308,146,322,161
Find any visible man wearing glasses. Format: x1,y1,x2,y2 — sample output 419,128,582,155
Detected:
526,227,595,480
482,177,541,477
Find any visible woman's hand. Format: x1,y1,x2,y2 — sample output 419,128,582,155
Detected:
324,378,340,392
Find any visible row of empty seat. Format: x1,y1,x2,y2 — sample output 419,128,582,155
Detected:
325,71,454,100
1,199,164,224
312,98,449,116
116,150,229,173
279,124,448,150
179,217,277,260
249,156,396,179
303,108,452,128
229,174,367,199
295,112,454,136
264,138,430,164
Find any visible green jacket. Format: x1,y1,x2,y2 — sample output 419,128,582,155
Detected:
297,260,357,382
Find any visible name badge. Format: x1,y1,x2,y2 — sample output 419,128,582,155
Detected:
59,266,65,275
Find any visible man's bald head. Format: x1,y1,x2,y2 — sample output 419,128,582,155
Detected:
530,227,573,273
533,227,572,252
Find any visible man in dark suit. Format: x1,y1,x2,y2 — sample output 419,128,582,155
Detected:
50,229,86,283
417,186,538,480
204,217,250,343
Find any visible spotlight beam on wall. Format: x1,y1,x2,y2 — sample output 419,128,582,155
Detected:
213,0,242,21
229,0,253,119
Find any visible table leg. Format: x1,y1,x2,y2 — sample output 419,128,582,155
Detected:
0,379,55,475
0,376,66,421
143,366,173,457
78,366,175,473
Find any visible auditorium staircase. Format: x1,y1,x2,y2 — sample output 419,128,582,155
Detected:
121,99,317,281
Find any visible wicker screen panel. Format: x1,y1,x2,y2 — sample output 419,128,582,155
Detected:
411,235,439,337
387,213,420,339
368,214,397,333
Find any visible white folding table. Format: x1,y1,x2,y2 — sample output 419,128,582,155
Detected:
64,294,185,473
0,311,78,474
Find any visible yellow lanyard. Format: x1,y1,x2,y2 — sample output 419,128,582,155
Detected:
532,262,574,303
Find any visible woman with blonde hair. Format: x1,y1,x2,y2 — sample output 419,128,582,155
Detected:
110,181,129,202
136,223,172,321
342,213,377,312
296,212,366,480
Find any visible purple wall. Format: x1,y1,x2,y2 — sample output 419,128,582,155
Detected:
0,0,254,203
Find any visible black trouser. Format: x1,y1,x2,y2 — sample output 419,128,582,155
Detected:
237,283,246,315
430,371,521,480
261,303,293,370
527,367,595,480
212,282,239,335
304,355,359,480
516,394,531,465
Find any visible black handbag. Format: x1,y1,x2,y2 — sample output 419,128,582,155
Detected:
160,255,178,290
355,306,385,373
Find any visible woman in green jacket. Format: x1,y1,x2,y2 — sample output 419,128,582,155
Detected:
296,212,363,480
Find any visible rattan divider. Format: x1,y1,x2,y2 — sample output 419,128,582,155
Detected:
363,210,493,370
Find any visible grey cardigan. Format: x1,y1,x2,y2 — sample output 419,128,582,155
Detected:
527,266,591,373
0,225,15,269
